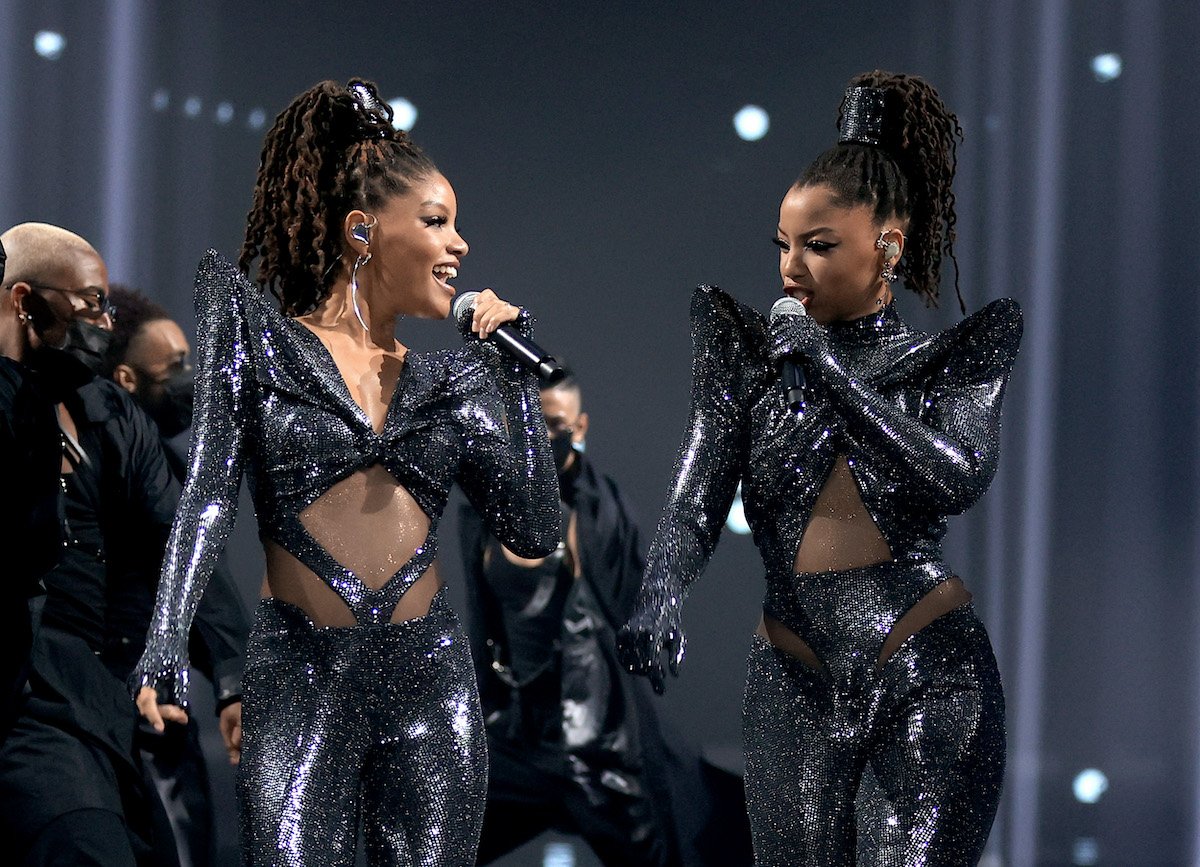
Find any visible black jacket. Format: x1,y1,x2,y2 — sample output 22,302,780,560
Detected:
460,453,721,865
460,453,645,735
0,351,250,848
0,357,61,732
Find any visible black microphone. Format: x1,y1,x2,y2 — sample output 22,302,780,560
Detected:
770,296,808,413
452,291,566,385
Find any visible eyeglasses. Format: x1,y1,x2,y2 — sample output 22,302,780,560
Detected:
27,282,116,320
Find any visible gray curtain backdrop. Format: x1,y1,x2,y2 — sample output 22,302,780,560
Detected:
1,2,1194,864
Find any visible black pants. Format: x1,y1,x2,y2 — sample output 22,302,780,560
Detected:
476,734,673,867
139,718,215,867
0,628,175,866
24,808,139,867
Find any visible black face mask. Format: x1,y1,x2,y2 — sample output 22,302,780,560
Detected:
139,367,195,439
61,318,113,375
550,428,576,473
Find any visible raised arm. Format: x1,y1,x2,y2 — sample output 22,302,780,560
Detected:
618,285,760,693
132,252,250,712
454,298,560,560
772,298,1023,514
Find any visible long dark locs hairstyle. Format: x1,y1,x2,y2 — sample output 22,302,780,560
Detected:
239,79,437,316
798,70,965,311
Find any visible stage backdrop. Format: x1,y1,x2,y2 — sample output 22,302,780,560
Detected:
1,2,1195,865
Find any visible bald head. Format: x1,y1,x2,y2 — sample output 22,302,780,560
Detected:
0,223,109,362
0,223,102,289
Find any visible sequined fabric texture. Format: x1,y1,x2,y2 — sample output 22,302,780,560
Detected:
134,251,559,865
240,593,486,866
839,86,889,146
634,286,1021,864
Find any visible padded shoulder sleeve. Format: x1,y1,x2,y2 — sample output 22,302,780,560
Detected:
816,297,1023,514
640,285,764,600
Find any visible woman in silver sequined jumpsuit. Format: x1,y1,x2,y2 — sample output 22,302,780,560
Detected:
619,72,1021,865
132,80,559,866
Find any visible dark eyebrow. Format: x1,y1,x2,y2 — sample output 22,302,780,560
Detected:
776,226,837,238
420,200,448,209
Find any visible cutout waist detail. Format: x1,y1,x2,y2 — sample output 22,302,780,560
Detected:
262,538,442,628
761,560,972,676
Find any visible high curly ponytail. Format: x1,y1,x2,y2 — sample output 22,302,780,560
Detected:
798,71,964,311
239,79,437,316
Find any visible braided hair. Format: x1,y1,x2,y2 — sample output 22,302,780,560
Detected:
239,79,436,316
798,70,964,311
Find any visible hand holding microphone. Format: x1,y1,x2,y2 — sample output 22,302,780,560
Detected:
769,295,825,413
452,290,565,385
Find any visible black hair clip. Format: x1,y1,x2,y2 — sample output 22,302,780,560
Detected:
347,79,393,139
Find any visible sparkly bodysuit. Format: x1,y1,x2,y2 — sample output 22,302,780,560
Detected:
631,286,1021,865
133,252,559,866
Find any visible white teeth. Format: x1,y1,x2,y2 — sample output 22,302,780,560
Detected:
433,266,458,280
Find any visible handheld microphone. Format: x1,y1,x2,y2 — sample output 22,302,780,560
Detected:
770,296,808,413
452,291,566,385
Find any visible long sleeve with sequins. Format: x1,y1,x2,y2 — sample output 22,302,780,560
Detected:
627,287,763,647
453,316,560,560
805,299,1022,514
132,251,248,706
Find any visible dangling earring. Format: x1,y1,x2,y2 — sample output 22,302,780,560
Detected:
348,215,378,333
350,253,371,332
876,230,900,283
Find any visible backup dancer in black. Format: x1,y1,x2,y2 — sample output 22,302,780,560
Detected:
461,370,707,867
620,71,1021,865
133,80,558,866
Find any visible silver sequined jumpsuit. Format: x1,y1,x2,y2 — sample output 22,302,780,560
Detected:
637,285,1021,865
133,252,559,866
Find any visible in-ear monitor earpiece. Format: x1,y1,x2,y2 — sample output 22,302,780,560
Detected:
350,214,378,247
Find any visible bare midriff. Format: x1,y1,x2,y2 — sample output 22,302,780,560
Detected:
759,454,972,669
262,464,440,627
793,456,893,574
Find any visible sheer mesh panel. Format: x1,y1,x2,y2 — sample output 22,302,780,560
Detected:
765,455,970,669
794,455,894,574
264,334,439,627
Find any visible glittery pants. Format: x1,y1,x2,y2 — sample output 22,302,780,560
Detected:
238,595,487,867
744,562,1005,866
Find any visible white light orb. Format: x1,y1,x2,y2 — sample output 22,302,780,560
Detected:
1072,768,1109,804
734,104,770,141
34,31,66,60
1091,53,1122,82
388,97,418,132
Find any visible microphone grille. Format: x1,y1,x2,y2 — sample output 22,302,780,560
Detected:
770,295,806,322
451,291,480,325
